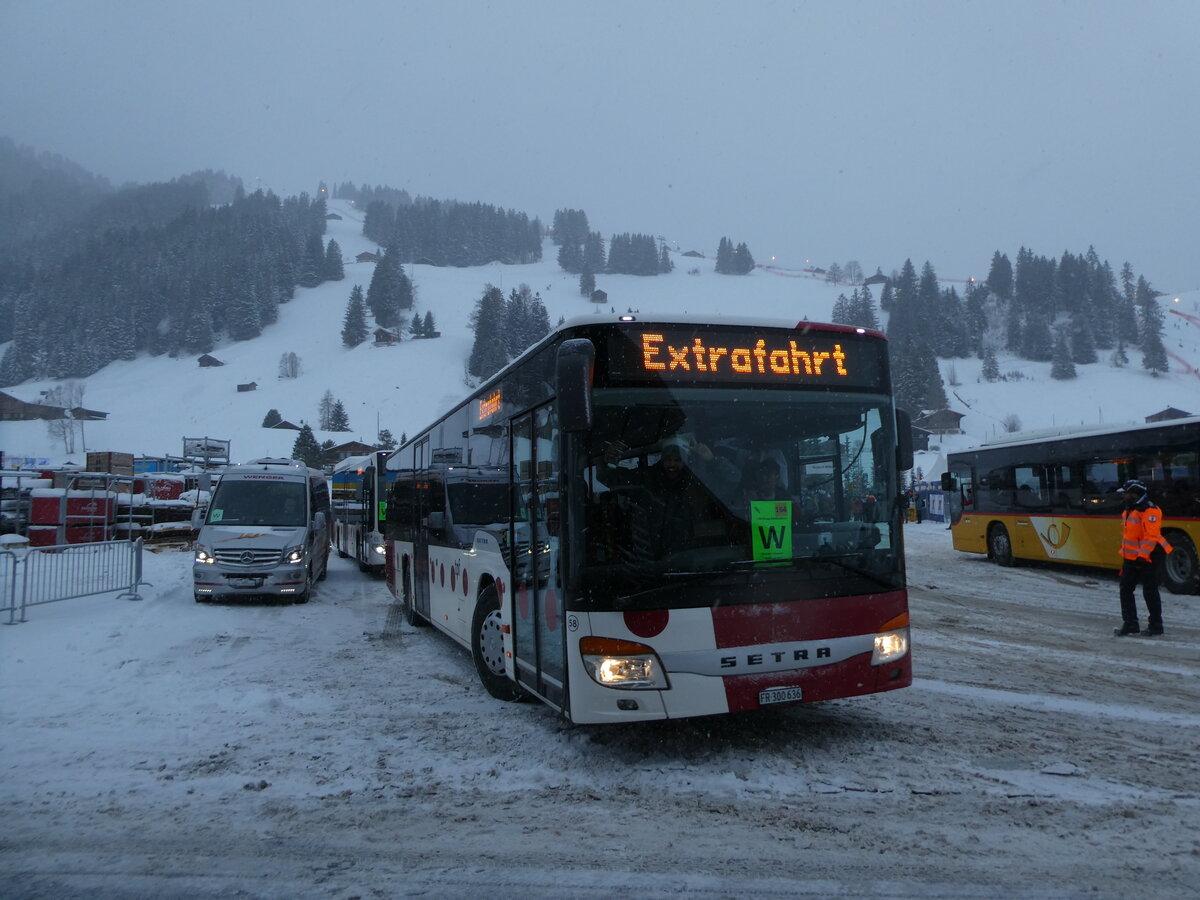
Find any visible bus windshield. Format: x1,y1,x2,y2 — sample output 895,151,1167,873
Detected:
580,386,902,604
207,480,308,527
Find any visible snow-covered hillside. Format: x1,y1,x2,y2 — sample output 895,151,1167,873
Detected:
3,198,1199,477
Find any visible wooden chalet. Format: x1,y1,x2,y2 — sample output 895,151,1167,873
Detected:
326,440,376,461
0,391,65,421
198,354,224,367
914,409,965,435
1145,407,1193,422
373,327,400,346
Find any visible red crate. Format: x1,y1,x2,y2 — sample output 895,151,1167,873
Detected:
27,526,60,547
66,524,110,544
66,495,115,522
137,476,184,500
30,492,66,525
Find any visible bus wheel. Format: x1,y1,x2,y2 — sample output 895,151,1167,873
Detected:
988,523,1015,567
401,563,425,626
293,566,312,604
1162,531,1198,595
471,585,525,702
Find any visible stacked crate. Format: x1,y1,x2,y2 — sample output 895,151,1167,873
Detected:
28,488,117,545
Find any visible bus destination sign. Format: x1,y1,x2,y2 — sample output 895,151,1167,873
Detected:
607,326,885,389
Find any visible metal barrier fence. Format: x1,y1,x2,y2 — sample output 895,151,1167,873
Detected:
1,538,144,625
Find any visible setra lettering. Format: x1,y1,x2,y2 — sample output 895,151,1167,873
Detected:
719,645,831,669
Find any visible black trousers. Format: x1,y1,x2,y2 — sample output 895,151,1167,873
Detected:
1119,550,1164,629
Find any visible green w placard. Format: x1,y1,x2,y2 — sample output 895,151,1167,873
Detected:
750,500,791,561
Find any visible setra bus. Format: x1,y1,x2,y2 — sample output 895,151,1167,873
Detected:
942,416,1200,593
331,451,392,573
384,315,914,723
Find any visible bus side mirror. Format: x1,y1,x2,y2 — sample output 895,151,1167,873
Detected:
940,472,957,492
556,339,595,433
896,409,914,471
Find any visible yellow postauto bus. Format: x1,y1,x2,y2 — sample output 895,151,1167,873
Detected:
943,416,1200,594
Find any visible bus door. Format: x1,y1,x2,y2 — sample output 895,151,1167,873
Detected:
946,461,974,526
413,438,432,621
1011,464,1052,556
510,405,566,708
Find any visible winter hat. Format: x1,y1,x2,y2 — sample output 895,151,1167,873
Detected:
1121,479,1147,494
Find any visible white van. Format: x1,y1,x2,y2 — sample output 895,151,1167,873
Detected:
193,458,331,603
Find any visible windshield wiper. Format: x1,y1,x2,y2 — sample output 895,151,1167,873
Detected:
729,554,896,590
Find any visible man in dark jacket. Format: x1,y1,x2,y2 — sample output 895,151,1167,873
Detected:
1114,479,1173,636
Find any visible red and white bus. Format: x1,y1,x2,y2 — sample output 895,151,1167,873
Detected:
385,315,914,723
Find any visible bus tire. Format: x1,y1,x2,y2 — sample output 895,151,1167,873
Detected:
293,566,312,604
471,585,525,702
401,561,426,626
1162,530,1199,595
988,523,1015,567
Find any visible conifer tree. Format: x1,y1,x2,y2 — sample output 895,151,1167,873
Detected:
1051,328,1077,380
291,424,323,468
376,428,397,450
468,285,510,380
299,233,326,287
324,239,345,281
852,286,880,331
715,237,733,273
1021,309,1054,361
1136,276,1168,374
422,310,436,336
878,280,895,314
580,268,595,297
329,399,350,431
981,348,1001,382
733,242,755,274
262,408,282,428
341,284,368,347
409,312,423,337
964,281,988,356
505,285,531,359
886,259,920,345
1069,311,1097,364
831,293,851,325
583,232,606,273
985,251,1013,299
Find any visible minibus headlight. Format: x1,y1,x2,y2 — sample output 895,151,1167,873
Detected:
372,543,386,556
194,545,214,564
871,627,909,665
580,637,669,690
283,544,306,564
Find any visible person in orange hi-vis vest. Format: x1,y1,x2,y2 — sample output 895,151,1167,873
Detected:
1114,479,1174,636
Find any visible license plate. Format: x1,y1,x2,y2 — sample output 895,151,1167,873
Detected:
758,686,804,706
228,577,262,588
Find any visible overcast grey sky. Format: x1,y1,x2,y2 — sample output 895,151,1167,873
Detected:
3,0,1198,289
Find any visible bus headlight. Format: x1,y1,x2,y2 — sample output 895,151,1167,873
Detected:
194,545,214,564
580,637,669,690
871,627,909,665
372,543,386,556
283,544,306,565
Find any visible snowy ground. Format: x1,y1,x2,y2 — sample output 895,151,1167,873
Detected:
2,525,1198,899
